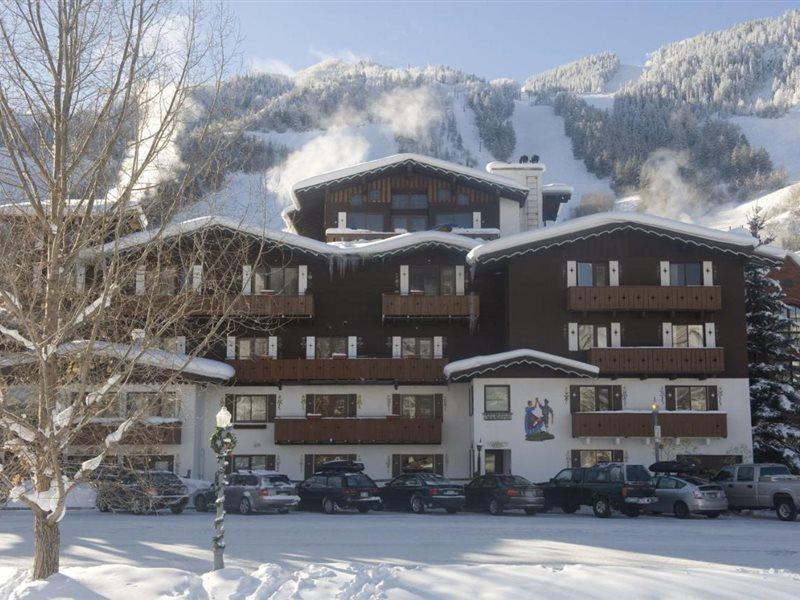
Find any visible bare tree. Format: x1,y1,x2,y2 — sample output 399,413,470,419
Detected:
0,0,246,579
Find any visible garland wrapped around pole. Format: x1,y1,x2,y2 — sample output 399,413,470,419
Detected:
210,407,237,570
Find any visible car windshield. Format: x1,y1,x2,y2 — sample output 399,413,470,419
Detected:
761,466,791,476
496,475,532,486
626,465,651,482
419,474,451,484
263,475,291,485
345,474,374,487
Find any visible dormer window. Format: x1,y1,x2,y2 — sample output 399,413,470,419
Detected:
392,192,428,209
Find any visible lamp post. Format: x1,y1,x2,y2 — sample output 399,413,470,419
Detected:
651,403,661,463
210,405,235,571
476,440,483,476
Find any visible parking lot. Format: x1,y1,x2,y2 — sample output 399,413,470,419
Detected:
1,507,798,575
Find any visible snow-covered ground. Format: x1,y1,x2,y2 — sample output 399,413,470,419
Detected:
1,509,799,598
511,101,613,214
731,108,800,181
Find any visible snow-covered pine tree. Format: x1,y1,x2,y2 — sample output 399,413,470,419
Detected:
745,208,800,469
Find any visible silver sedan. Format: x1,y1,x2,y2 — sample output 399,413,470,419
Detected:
649,475,728,518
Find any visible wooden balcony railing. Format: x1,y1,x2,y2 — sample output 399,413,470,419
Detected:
274,417,442,444
586,347,725,376
572,412,727,438
382,294,479,318
72,421,182,445
122,294,314,318
567,286,722,312
227,358,448,384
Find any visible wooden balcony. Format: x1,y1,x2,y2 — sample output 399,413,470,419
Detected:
227,358,448,384
72,421,182,445
567,286,722,312
274,417,442,444
572,412,727,438
586,347,725,376
122,294,314,318
382,294,479,319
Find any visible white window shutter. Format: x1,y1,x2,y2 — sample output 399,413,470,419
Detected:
610,322,621,348
298,265,308,295
703,261,713,286
472,212,482,228
660,261,670,286
433,336,444,359
392,336,402,358
400,265,409,295
566,261,577,287
75,263,86,292
347,336,358,358
226,336,236,359
455,266,465,296
337,211,347,229
305,336,315,359
192,264,203,292
242,265,252,295
174,336,186,354
568,322,578,351
135,265,146,296
609,261,619,287
662,323,673,348
704,323,716,347
268,336,278,358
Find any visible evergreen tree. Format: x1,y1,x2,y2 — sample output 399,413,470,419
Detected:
745,208,800,469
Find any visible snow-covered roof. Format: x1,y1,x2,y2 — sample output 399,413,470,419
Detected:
84,216,482,261
543,183,574,196
292,153,530,203
0,340,234,381
467,212,788,265
444,349,599,381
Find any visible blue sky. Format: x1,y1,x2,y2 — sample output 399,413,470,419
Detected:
230,1,800,81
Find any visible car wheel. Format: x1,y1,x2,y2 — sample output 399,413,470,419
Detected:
322,496,337,514
592,497,611,518
622,506,640,518
562,504,580,514
776,498,797,522
410,495,426,514
488,499,503,516
277,508,290,514
445,507,459,514
170,505,184,515
673,501,690,519
239,498,251,515
524,508,537,516
706,511,720,519
194,495,208,513
357,505,370,514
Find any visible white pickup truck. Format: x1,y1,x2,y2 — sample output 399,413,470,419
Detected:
712,463,800,521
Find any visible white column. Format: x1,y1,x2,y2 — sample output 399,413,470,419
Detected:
659,261,670,286
455,266,465,296
399,265,409,295
242,265,252,295
566,261,577,287
609,261,619,286
298,265,308,295
703,261,714,286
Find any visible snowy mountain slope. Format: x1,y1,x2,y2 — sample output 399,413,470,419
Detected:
731,108,800,180
511,101,613,212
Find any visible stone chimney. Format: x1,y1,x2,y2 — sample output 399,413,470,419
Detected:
486,157,546,233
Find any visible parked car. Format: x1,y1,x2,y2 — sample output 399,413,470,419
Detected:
647,461,727,518
96,470,189,514
712,463,800,521
221,471,299,514
380,470,464,514
464,474,545,515
297,460,381,514
540,463,657,518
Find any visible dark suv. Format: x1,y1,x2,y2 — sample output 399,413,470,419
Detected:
464,474,545,515
96,470,189,514
380,471,464,514
541,463,657,518
297,461,381,514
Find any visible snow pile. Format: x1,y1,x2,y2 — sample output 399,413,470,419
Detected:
1,561,798,599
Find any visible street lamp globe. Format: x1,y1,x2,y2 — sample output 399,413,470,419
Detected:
216,406,232,428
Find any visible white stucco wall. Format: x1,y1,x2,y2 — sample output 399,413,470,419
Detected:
470,377,753,483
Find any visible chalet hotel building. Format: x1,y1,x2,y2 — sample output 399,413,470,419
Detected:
68,154,785,482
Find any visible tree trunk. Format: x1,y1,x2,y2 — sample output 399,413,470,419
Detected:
32,513,60,580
